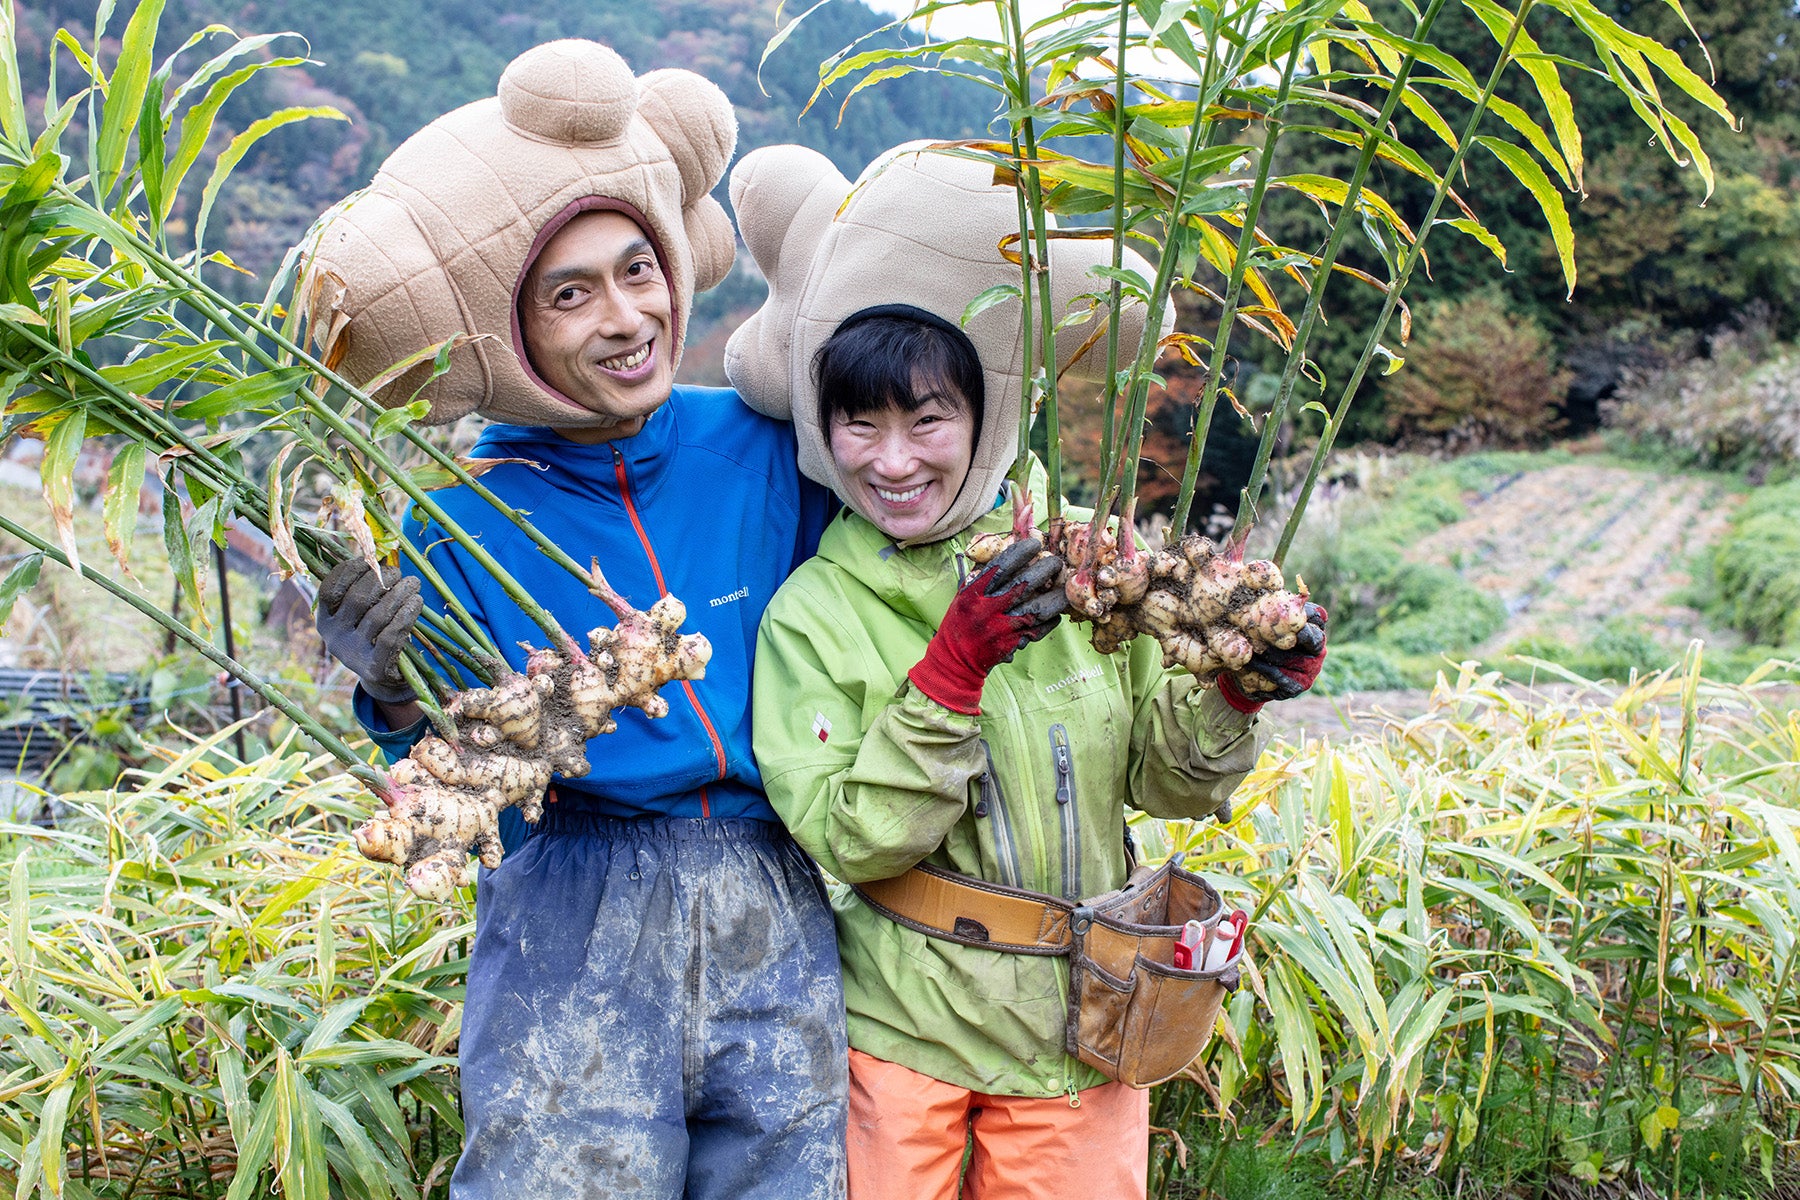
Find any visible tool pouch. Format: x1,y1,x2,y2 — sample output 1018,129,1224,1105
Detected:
1065,858,1240,1087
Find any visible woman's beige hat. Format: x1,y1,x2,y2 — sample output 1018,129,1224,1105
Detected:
725,141,1166,545
303,40,736,429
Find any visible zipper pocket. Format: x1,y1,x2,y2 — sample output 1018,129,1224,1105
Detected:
977,740,1023,889
1049,724,1079,900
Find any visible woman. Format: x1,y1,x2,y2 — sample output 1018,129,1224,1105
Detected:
733,145,1325,1200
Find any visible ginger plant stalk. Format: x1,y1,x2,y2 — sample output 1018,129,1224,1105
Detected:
1003,0,1062,523
102,213,602,591
42,189,582,653
1166,31,1309,537
1274,0,1538,564
1,324,503,665
1220,0,1453,540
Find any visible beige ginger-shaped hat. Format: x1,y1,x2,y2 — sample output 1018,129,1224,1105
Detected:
725,141,1165,545
303,40,736,429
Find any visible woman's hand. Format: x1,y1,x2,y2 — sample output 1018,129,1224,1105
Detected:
1218,602,1328,712
906,539,1065,714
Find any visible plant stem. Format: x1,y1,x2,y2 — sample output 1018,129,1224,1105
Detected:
1005,0,1062,521
1728,941,1797,1166
60,201,576,651
1167,32,1307,535
1010,134,1036,495
1274,0,1536,563
0,512,385,790
1098,0,1129,486
1115,63,1217,524
3,326,502,662
1226,0,1451,539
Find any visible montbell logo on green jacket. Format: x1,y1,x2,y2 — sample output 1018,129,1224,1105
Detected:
753,486,1269,1098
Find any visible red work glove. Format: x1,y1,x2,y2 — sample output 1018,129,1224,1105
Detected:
908,539,1066,715
1218,603,1328,714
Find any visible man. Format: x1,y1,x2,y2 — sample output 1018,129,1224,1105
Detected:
304,39,846,1199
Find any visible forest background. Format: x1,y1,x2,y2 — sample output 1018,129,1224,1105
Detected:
16,0,1800,498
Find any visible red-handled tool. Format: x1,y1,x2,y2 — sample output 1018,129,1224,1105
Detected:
1206,910,1249,971
1172,920,1204,969
1173,912,1249,971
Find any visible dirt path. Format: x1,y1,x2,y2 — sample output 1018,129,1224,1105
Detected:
1273,460,1746,738
1408,462,1739,652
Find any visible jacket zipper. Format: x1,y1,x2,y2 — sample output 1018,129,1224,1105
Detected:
1049,724,1079,900
977,740,1023,888
612,446,727,816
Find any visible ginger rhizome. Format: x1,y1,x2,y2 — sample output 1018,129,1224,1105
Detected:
968,493,1308,693
356,571,712,901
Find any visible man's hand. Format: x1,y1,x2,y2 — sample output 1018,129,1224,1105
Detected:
907,539,1065,714
315,558,424,706
1218,603,1328,713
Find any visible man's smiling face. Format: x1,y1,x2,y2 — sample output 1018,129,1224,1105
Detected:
518,210,675,441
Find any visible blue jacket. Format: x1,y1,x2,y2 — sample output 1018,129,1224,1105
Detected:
357,386,836,831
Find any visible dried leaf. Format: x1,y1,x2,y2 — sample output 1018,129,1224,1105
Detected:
266,441,308,578
407,456,540,492
324,482,382,570
1148,1125,1189,1170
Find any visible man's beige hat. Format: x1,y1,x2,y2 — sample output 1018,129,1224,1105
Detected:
725,141,1165,546
303,40,736,429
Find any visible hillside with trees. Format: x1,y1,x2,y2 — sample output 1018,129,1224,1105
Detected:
12,0,991,358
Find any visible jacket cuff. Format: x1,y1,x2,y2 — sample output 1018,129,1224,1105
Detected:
353,684,430,764
1196,683,1258,756
1215,672,1264,714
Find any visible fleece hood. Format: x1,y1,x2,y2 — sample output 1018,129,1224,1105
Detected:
301,39,737,430
725,141,1169,546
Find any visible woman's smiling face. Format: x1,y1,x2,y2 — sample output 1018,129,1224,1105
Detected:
827,375,976,543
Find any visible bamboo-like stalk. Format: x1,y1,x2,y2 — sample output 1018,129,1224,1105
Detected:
1114,83,1218,525
1166,31,1309,536
1010,134,1037,491
1223,0,1452,538
0,512,385,790
1729,939,1798,1164
2,326,504,663
1274,0,1537,564
1097,0,1130,484
44,192,581,651
1004,0,1062,522
111,222,601,596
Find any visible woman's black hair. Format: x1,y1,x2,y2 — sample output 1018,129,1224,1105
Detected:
813,304,984,444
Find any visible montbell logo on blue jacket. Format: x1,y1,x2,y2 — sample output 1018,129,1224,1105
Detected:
356,386,836,842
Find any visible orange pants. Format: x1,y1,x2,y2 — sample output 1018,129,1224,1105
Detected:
846,1049,1149,1200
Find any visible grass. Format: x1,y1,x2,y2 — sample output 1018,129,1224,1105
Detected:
8,652,1793,1198
1282,450,1791,693
1139,648,1800,1199
0,727,467,1199
1703,477,1800,650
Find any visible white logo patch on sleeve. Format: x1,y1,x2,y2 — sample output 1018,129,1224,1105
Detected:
812,712,832,743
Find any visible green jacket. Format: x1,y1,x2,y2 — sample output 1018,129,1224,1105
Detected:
753,499,1266,1097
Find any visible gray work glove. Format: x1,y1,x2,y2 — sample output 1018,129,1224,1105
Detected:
314,557,423,704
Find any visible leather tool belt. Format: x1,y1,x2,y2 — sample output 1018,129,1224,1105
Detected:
854,856,1241,1088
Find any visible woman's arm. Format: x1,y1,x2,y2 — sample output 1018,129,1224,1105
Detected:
753,580,985,883
1122,632,1268,819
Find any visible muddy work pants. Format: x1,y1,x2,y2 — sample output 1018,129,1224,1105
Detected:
450,814,849,1199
